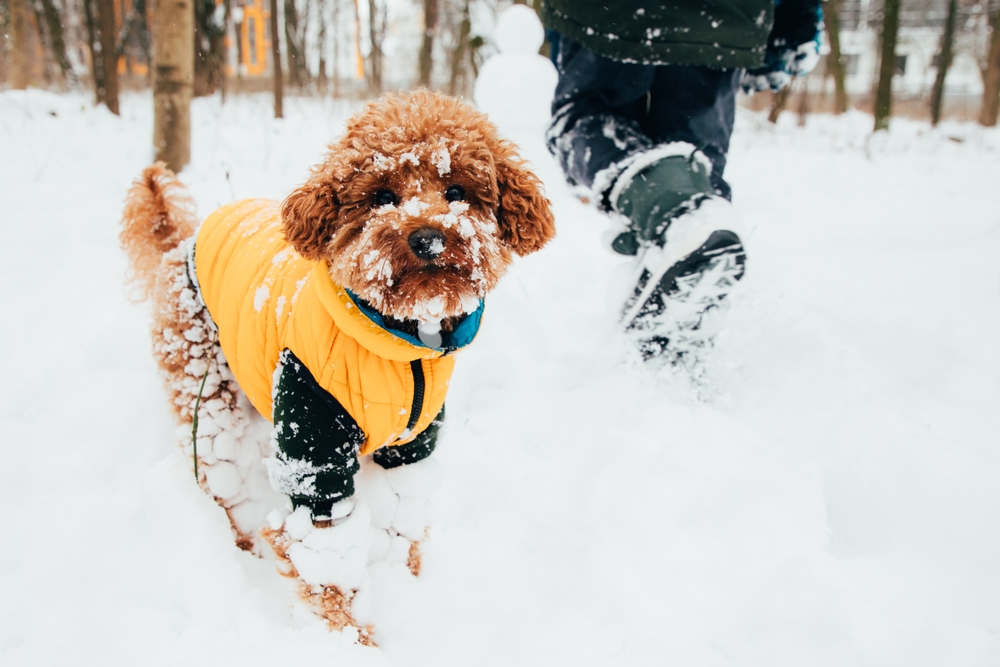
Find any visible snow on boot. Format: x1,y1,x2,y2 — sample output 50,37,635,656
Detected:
262,501,376,645
610,147,747,363
620,197,747,364
355,457,443,577
608,144,716,256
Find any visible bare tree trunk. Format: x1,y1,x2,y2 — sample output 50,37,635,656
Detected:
270,0,283,117
284,0,303,87
221,0,231,100
152,0,193,171
825,0,849,114
39,0,77,85
447,0,470,96
0,0,7,82
873,0,901,132
797,82,810,126
30,0,57,85
97,0,119,112
9,0,30,89
194,0,226,95
417,0,437,87
83,0,119,111
331,0,341,96
82,0,107,102
300,0,311,86
366,0,381,92
232,0,243,84
980,8,1000,127
317,0,327,93
352,0,363,82
929,0,957,126
768,87,791,123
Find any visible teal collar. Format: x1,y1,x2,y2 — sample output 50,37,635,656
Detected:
345,290,484,352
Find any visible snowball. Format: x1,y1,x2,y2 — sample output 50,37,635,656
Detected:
354,463,400,530
286,543,346,587
195,416,220,438
391,497,427,542
204,398,242,432
383,457,444,498
328,497,356,521
385,535,412,566
285,503,372,588
368,528,391,563
266,507,290,530
194,436,216,464
302,520,358,553
212,431,238,461
204,461,242,500
283,505,314,540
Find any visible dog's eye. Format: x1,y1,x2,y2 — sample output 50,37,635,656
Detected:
444,184,466,203
374,189,399,207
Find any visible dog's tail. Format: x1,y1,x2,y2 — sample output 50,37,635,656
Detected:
120,162,197,301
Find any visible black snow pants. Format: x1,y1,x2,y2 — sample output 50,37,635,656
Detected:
545,34,740,209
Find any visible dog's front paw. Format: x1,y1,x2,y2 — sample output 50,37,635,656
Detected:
356,458,443,576
262,501,375,644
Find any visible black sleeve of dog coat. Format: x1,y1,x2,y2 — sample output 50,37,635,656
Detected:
372,406,445,469
270,348,366,519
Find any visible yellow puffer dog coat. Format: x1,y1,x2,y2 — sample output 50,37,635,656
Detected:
193,199,482,515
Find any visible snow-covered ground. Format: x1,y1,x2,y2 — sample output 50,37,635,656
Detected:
1,88,998,666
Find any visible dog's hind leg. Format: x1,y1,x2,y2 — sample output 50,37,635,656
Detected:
153,244,283,552
122,164,283,552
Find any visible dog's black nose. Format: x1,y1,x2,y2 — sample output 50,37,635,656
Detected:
408,228,446,260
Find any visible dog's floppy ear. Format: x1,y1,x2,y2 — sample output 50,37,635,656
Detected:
495,155,556,257
281,180,339,261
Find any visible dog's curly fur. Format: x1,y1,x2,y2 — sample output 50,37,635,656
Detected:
120,90,555,638
282,90,554,322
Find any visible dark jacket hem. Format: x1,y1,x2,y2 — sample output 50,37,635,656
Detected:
542,7,767,70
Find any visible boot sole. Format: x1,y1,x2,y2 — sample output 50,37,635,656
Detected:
623,230,747,361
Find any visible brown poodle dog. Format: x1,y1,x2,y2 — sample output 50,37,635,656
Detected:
121,90,555,643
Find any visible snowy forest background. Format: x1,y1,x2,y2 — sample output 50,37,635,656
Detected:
1,0,1000,127
2,1,1000,666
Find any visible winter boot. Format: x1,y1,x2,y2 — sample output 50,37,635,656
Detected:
609,147,715,256
610,147,747,361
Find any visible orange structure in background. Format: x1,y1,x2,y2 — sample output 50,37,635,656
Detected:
113,0,149,76
238,0,269,76
110,0,272,79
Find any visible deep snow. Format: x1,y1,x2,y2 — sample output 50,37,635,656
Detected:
1,87,999,667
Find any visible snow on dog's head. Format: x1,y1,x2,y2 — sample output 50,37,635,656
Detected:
280,90,555,323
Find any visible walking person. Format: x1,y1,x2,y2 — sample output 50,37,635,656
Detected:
541,0,823,361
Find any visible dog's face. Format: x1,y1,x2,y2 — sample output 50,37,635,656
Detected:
281,91,555,324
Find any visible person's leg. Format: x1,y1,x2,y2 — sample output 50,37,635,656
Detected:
643,65,740,200
546,35,656,205
545,39,747,364
612,67,746,364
